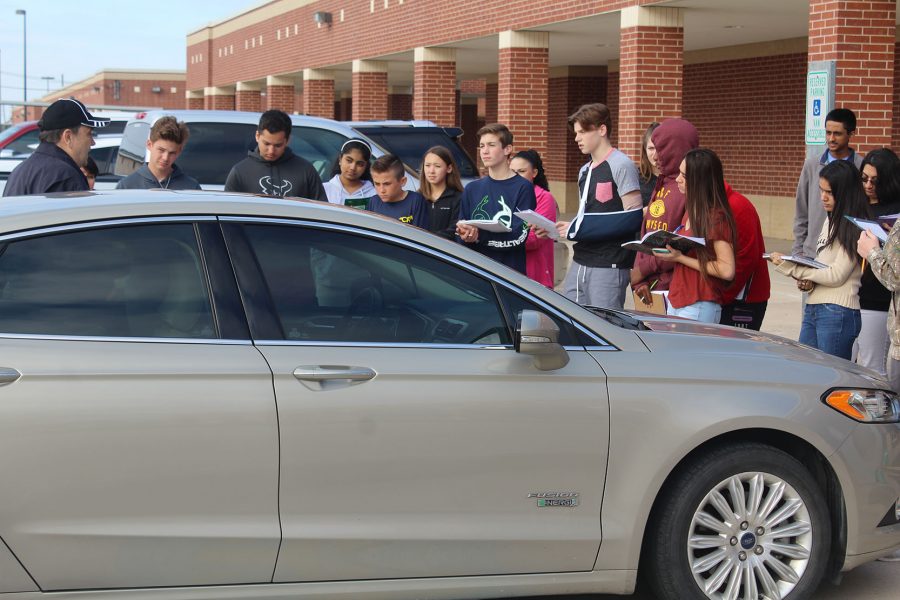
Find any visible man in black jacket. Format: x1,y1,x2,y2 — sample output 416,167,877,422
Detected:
3,98,109,196
224,109,326,200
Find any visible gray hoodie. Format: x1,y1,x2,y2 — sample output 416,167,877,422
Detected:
224,146,326,200
116,164,201,190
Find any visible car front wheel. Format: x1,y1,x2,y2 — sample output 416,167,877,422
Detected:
645,443,831,600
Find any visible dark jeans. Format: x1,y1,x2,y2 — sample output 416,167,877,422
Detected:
720,301,768,330
799,303,861,360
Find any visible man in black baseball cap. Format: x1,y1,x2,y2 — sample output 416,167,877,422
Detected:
3,98,110,197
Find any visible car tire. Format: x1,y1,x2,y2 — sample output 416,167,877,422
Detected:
645,442,831,600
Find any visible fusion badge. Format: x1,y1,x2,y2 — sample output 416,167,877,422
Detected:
528,492,579,507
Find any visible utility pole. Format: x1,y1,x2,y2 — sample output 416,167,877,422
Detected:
16,9,27,120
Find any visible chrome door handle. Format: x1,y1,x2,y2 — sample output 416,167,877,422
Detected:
293,366,376,382
0,367,21,386
292,365,376,391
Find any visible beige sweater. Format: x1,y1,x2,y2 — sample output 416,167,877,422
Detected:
776,220,861,309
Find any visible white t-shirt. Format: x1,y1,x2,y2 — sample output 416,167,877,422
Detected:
323,174,376,205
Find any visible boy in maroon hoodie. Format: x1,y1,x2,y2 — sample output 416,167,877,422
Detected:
631,118,700,305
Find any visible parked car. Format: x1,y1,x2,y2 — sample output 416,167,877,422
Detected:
0,189,896,600
115,110,419,191
346,120,479,184
0,113,129,158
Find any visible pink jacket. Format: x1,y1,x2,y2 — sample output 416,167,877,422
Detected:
526,185,557,288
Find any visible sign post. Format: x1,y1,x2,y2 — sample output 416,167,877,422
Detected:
805,61,836,159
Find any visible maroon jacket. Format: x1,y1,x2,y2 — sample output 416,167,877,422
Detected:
633,119,699,291
722,183,770,304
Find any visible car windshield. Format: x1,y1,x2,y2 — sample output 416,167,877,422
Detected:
0,122,33,146
353,127,478,178
118,121,348,185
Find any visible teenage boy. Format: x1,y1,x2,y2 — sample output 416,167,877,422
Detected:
116,116,200,190
456,124,536,275
3,98,109,196
793,108,863,259
366,154,429,228
552,103,642,309
224,109,326,200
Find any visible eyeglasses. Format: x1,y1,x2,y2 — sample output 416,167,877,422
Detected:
861,175,878,186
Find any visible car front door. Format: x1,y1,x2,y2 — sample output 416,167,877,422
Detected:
223,219,610,582
0,220,280,590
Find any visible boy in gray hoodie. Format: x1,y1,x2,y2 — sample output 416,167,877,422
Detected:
116,116,201,190
224,110,326,200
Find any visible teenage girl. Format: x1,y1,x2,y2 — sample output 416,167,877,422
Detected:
510,149,557,288
418,146,463,240
770,160,870,359
653,148,737,323
323,139,376,206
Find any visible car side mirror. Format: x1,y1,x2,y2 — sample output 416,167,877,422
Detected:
515,309,570,371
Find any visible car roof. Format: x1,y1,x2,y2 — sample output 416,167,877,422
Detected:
0,189,430,246
130,110,362,135
345,120,439,128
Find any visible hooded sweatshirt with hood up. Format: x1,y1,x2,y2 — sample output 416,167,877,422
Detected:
633,118,700,292
224,146,327,201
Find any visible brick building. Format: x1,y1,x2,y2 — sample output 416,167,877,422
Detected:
13,69,187,122
186,0,899,239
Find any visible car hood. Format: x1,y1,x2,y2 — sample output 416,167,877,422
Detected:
630,312,885,386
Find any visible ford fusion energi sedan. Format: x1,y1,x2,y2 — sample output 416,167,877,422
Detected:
0,190,897,600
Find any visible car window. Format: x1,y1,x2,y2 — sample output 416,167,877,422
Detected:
241,223,510,345
6,129,40,155
494,286,582,346
0,223,216,339
289,126,347,180
353,128,478,178
89,145,118,176
176,122,258,186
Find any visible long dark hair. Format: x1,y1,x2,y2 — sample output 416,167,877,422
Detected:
860,148,900,207
330,139,372,181
418,145,463,200
512,149,550,191
819,160,871,262
683,148,737,282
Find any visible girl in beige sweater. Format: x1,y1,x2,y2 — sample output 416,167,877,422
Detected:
769,160,870,359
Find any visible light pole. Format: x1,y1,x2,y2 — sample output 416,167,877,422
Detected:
16,9,26,120
41,76,54,94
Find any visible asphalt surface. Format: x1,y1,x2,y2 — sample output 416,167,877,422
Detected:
534,237,900,598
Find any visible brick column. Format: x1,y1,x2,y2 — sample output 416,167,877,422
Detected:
204,86,235,111
485,75,498,124
186,90,204,110
302,69,335,118
267,75,296,112
547,66,608,212
618,6,684,161
498,30,549,154
352,60,388,121
413,47,457,127
809,0,896,152
388,87,413,120
235,81,262,112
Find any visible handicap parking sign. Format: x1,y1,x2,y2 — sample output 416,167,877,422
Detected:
813,99,821,117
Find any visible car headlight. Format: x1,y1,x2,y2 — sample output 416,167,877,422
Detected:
823,389,900,423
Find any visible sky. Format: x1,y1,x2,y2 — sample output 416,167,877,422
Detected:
0,0,259,121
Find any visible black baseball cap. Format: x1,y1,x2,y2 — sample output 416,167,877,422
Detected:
38,98,110,131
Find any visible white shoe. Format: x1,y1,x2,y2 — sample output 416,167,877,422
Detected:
878,549,900,562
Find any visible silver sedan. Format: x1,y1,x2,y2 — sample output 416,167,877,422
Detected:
0,190,897,600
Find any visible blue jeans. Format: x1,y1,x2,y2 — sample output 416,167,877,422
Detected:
667,301,722,323
799,303,861,360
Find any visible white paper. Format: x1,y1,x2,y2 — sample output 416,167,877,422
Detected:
846,216,888,243
515,210,558,240
458,219,511,233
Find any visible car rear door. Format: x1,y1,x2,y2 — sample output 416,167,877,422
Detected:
0,219,280,590
223,218,610,582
